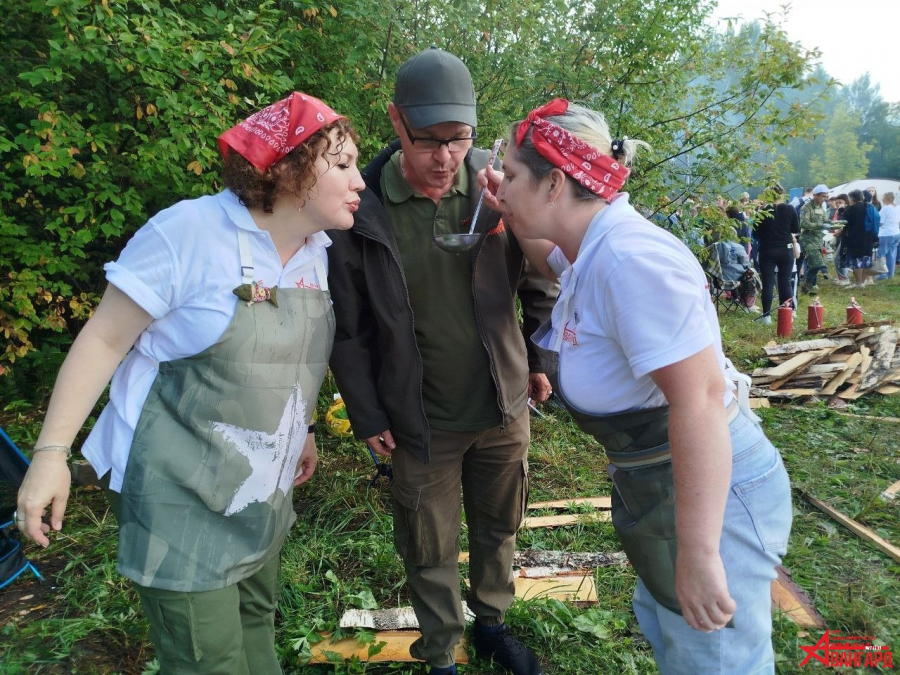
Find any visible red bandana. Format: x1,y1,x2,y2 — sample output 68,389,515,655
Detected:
218,92,345,172
515,98,629,199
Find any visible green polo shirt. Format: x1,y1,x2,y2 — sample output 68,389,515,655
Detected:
381,153,501,431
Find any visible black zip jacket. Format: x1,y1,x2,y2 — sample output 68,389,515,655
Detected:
326,142,558,463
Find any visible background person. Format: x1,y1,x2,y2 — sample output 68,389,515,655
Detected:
16,93,363,674
874,192,900,280
326,48,556,675
481,98,792,675
843,190,875,288
752,184,800,324
798,184,830,294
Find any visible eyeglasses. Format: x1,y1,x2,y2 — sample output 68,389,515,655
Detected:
399,115,476,153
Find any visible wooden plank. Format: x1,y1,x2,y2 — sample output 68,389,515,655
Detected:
856,345,873,382
859,328,899,391
523,512,611,529
750,387,821,399
881,479,900,501
820,352,863,395
459,550,627,568
832,411,900,424
463,572,598,602
512,574,599,602
749,398,770,409
877,385,900,395
514,574,597,602
309,632,469,663
769,348,836,390
802,319,894,336
802,493,900,563
762,350,828,380
805,363,850,375
528,496,611,510
771,566,825,628
763,337,854,357
340,604,476,631
837,383,864,400
340,607,424,630
755,351,841,384
512,550,626,568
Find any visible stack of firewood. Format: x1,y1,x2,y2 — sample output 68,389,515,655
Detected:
750,320,899,400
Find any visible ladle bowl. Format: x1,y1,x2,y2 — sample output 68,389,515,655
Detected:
432,138,504,254
432,232,483,253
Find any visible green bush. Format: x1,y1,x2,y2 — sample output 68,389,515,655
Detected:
0,0,346,395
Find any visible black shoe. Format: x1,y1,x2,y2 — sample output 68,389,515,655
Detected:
428,666,457,675
472,623,542,675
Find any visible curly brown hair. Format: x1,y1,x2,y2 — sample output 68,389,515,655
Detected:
221,118,359,213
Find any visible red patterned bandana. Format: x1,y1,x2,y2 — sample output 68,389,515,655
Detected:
515,98,629,199
218,92,345,172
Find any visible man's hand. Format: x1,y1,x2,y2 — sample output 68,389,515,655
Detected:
527,372,552,403
293,433,319,486
366,429,396,458
675,549,737,632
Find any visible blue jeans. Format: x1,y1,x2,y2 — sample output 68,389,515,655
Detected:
874,234,900,280
633,411,792,675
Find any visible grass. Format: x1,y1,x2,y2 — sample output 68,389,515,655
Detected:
2,277,900,673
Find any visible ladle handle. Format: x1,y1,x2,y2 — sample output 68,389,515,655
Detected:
467,138,504,235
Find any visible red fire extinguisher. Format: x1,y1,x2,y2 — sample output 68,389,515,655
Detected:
777,299,793,337
807,297,824,330
846,297,863,325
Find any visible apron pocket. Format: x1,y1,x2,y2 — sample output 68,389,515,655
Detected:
609,462,681,614
732,454,792,555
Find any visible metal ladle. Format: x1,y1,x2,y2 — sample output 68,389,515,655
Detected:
433,138,504,253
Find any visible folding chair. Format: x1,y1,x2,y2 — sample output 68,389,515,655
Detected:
1,427,43,588
705,243,745,315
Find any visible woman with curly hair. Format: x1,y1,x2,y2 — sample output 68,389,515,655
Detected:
16,92,364,673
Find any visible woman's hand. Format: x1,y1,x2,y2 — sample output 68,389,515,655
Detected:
16,284,153,548
675,549,736,632
17,453,72,547
293,432,319,486
477,164,506,214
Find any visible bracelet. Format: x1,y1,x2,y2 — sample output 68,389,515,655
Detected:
307,421,316,434
33,445,72,459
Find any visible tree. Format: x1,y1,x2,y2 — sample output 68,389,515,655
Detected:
0,0,821,391
808,101,872,186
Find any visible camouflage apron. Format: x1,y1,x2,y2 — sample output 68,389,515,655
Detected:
531,319,682,614
117,229,334,592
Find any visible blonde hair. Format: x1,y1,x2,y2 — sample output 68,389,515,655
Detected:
510,102,649,201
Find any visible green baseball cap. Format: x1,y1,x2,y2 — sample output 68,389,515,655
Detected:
394,47,477,129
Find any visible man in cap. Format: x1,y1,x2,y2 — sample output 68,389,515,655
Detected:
798,184,830,293
326,47,555,675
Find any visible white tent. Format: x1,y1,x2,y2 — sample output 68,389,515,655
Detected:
829,178,900,199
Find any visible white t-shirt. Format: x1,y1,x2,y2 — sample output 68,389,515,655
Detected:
540,193,734,414
82,189,332,491
878,204,900,237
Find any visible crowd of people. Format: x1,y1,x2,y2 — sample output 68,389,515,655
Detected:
16,47,807,675
650,181,900,324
